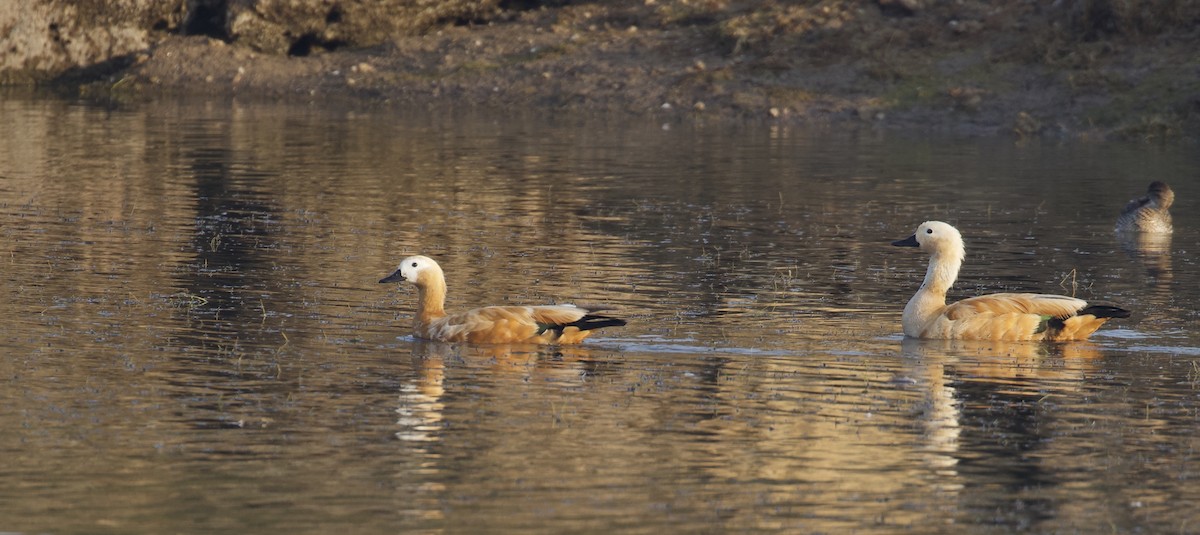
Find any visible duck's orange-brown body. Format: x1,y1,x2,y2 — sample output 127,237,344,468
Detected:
893,221,1129,341
381,255,625,344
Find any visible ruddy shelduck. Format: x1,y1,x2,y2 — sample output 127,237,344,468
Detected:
1116,181,1174,233
892,221,1129,341
380,255,626,344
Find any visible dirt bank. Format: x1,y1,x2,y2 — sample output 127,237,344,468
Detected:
47,1,1200,140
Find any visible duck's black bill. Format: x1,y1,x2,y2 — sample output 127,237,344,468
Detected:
379,270,405,283
892,235,919,247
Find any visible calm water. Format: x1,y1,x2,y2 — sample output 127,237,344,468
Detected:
1,93,1199,534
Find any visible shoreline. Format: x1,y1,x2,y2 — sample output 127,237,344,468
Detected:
18,2,1200,142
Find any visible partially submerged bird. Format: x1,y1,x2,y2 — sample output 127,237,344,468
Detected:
379,255,626,344
892,221,1129,341
1116,181,1174,233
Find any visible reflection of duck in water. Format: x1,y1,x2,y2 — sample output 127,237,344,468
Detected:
1116,181,1173,233
1117,227,1173,284
380,255,626,344
903,338,1103,369
892,221,1129,341
900,337,1101,412
396,343,447,442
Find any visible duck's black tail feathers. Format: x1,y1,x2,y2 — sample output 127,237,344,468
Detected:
1043,304,1130,334
566,314,627,332
1079,305,1131,319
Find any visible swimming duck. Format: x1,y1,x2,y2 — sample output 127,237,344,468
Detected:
1116,181,1173,233
379,255,626,344
892,221,1129,341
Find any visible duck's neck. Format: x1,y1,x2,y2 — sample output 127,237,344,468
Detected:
920,248,963,298
904,248,963,337
414,276,448,331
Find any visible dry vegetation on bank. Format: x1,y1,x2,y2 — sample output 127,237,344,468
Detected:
57,0,1200,139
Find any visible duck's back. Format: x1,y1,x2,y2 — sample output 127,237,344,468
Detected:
1117,182,1174,233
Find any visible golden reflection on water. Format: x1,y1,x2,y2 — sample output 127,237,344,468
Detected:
1117,231,1174,322
395,343,447,443
2,95,1200,533
904,338,1103,395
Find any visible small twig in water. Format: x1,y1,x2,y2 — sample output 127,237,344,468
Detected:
1058,269,1078,297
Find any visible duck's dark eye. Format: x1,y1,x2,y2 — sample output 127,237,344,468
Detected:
411,262,418,267
926,228,933,234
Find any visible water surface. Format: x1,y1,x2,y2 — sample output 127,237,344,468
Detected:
1,94,1199,533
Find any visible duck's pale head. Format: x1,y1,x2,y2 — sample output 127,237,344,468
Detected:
893,221,964,256
380,255,442,286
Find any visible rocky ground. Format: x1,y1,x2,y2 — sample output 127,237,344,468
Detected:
8,0,1200,140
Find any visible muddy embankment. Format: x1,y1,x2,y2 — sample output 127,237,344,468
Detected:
3,0,1199,140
